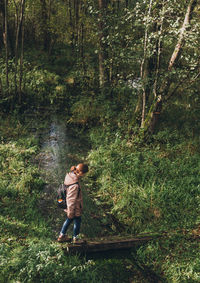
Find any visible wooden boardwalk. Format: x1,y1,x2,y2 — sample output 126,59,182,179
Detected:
64,235,161,254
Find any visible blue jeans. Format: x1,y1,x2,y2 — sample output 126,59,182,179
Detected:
60,216,81,237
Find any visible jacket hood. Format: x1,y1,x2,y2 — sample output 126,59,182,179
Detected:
64,171,79,186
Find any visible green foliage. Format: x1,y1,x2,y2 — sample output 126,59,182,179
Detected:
0,240,136,283
135,234,200,282
0,140,43,196
0,115,46,230
0,241,86,282
0,57,68,108
70,85,137,133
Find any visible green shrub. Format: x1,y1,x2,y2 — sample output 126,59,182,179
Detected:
0,58,66,108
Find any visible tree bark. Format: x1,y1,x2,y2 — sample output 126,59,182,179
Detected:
168,0,197,71
40,0,50,51
98,0,109,87
75,0,80,48
98,0,105,87
68,0,75,53
19,14,25,102
0,1,14,56
14,0,25,100
4,0,9,90
0,77,3,96
140,0,153,128
11,0,26,106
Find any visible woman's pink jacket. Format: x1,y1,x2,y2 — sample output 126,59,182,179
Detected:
64,171,83,219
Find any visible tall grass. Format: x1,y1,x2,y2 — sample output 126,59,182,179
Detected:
88,133,200,233
135,234,200,282
86,103,200,282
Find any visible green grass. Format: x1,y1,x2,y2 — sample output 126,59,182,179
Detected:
136,233,200,282
88,135,200,233
0,114,141,283
86,105,200,282
1,106,199,282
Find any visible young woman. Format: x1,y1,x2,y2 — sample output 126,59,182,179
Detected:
57,163,88,243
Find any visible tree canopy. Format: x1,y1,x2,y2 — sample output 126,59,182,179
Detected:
0,0,199,135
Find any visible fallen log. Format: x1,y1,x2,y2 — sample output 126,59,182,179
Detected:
63,235,160,254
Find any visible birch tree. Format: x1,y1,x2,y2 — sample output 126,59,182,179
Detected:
4,0,9,90
137,0,198,134
98,0,109,87
13,0,26,103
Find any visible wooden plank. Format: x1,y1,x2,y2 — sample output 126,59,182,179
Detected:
64,236,159,254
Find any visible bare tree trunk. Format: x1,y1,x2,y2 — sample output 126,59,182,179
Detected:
48,0,52,21
0,76,4,96
98,0,104,87
80,22,84,59
168,0,197,71
47,0,53,55
13,0,19,96
98,53,104,87
75,0,80,48
4,0,9,90
13,0,25,101
0,1,14,56
68,0,75,53
98,0,109,87
153,3,165,98
145,0,197,134
40,0,50,51
79,1,85,60
19,15,25,102
140,0,153,128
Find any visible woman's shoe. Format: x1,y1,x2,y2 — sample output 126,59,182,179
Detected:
57,235,71,243
72,236,86,244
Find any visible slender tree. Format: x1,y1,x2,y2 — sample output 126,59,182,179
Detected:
4,0,9,90
13,0,26,100
68,0,75,53
0,0,14,56
19,12,25,101
140,0,153,128
168,0,197,71
98,0,109,87
140,0,198,134
40,0,50,51
0,76,3,96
